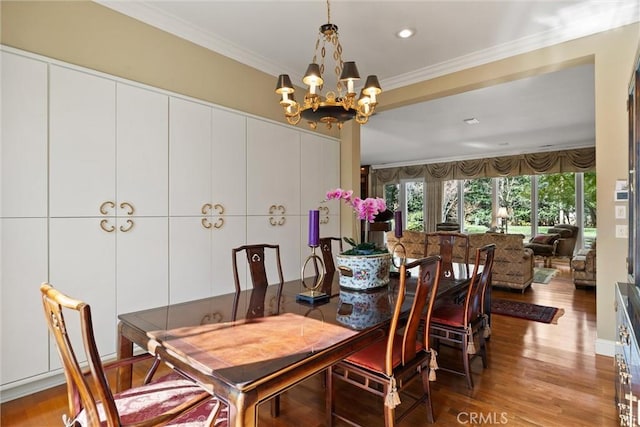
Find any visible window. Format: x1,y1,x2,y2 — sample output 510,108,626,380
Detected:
442,180,459,223
496,176,532,239
463,178,492,233
384,180,425,231
445,172,595,250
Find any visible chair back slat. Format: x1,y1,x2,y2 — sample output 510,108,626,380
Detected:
319,237,342,274
424,232,470,279
385,256,441,374
464,244,496,325
40,283,119,426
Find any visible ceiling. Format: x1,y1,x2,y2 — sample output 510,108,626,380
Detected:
98,0,639,167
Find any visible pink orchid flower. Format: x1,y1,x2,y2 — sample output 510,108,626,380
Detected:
325,188,386,222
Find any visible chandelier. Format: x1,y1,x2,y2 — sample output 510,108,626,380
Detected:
275,0,382,130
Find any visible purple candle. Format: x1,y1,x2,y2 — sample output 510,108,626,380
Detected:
308,210,320,247
394,210,403,238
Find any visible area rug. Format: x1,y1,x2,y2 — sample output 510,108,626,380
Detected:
532,267,558,284
491,298,565,324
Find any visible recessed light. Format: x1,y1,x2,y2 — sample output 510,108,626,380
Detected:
396,28,415,39
463,118,480,125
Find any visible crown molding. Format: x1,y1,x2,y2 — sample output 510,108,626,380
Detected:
97,1,639,91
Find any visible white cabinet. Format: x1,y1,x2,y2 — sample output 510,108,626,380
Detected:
116,217,169,314
169,97,212,216
0,48,341,393
247,119,302,281
300,133,341,238
48,68,170,364
115,84,170,314
169,216,246,303
1,52,48,218
1,219,49,384
49,218,117,366
211,107,247,216
169,101,247,302
247,118,301,216
49,65,116,218
0,52,49,386
116,83,169,217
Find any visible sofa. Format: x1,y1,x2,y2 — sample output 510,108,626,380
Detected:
386,230,534,292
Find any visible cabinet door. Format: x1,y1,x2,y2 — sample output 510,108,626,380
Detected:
1,52,48,218
301,134,341,235
1,218,48,384
50,66,116,217
211,108,246,216
49,218,117,366
169,98,212,216
211,215,246,296
169,217,213,304
247,215,301,282
247,119,301,216
117,84,168,217
301,133,339,211
116,217,169,314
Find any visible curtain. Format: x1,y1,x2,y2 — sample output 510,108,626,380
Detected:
371,147,595,193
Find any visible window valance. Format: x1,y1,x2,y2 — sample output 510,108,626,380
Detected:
371,147,595,196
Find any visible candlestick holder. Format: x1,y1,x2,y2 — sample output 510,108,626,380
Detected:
296,246,330,304
391,242,407,268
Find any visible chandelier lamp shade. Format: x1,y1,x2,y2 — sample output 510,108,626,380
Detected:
275,0,382,130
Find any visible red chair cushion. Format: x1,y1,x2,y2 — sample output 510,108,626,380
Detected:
344,334,424,373
75,372,227,426
431,303,465,327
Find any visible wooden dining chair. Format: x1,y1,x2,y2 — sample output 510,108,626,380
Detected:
424,231,470,280
231,243,284,320
326,256,442,426
318,236,343,274
231,243,285,416
429,244,496,389
40,283,227,427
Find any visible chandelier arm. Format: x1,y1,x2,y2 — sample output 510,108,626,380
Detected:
275,0,381,130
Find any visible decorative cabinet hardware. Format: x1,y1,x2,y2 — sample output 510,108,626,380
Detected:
119,201,135,215
99,201,115,215
201,203,226,229
615,284,640,427
99,201,135,232
100,219,115,232
201,312,223,324
620,324,631,346
268,204,286,226
319,206,330,224
119,219,134,232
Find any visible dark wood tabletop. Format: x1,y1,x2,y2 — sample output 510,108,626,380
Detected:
117,262,475,427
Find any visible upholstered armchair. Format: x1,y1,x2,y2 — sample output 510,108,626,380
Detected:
525,224,579,267
571,244,596,288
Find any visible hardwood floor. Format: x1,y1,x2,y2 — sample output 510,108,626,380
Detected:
2,263,617,426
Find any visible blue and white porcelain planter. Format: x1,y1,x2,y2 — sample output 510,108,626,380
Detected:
336,252,392,291
336,288,392,330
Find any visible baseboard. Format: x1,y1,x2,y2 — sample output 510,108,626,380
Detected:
595,338,615,357
0,371,66,403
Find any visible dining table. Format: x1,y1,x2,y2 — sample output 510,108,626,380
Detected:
116,261,478,427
